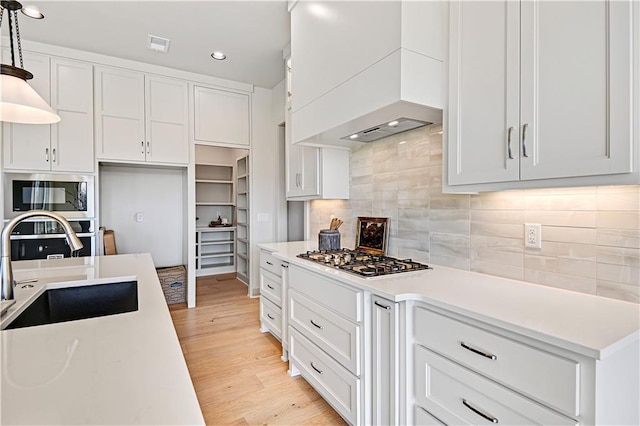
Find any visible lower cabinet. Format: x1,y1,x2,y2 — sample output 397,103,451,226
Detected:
414,345,577,425
290,327,361,424
259,250,289,361
371,296,400,426
274,264,638,425
288,265,366,425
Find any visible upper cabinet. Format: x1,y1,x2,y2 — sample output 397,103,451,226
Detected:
3,53,94,173
193,85,250,147
446,0,637,190
94,66,189,165
289,1,445,147
283,54,349,201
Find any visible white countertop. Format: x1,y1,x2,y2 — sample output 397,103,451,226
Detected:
260,241,640,360
0,254,204,425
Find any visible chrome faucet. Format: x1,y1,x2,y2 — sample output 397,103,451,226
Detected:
1,210,84,301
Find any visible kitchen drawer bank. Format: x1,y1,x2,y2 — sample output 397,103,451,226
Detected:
259,241,640,426
0,254,204,425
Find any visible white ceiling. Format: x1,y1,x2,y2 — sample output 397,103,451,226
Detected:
14,1,291,88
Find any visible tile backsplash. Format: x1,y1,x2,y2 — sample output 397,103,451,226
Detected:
309,125,640,303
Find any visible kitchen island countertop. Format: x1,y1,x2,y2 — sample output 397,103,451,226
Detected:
260,241,640,361
0,253,204,425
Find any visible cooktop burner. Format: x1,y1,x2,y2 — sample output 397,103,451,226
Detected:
297,248,431,277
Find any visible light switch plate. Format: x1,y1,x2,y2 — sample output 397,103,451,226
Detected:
257,213,269,223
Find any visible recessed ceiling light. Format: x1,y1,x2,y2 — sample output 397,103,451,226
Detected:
388,120,399,127
21,5,44,19
349,134,359,139
211,51,226,61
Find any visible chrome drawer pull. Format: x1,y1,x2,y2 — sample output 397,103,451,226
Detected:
266,261,273,266
506,126,514,159
310,362,323,375
462,399,499,423
267,284,274,290
374,301,391,310
310,319,323,330
267,313,275,320
460,342,497,360
281,264,288,268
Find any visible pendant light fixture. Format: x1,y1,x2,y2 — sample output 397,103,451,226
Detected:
0,0,60,124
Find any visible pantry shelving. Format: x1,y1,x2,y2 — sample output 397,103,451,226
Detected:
236,155,250,284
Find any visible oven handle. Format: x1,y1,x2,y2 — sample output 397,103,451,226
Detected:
10,233,95,240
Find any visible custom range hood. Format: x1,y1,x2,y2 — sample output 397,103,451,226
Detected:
289,1,445,148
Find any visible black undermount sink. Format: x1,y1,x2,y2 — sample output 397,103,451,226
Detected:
5,281,138,330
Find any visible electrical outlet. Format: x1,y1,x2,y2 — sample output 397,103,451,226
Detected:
525,223,542,249
135,212,144,223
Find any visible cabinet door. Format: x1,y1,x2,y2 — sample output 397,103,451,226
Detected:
94,66,145,161
145,76,188,164
299,145,320,197
50,58,94,173
193,86,250,146
519,0,633,180
2,51,51,171
447,0,521,185
372,296,399,426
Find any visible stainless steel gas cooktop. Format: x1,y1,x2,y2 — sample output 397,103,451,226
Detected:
297,248,431,277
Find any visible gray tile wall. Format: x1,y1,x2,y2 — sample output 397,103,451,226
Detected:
309,125,640,303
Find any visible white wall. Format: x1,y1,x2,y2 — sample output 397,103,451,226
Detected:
250,86,281,296
100,165,186,268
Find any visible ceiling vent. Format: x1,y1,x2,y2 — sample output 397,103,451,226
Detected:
147,35,170,53
341,118,431,143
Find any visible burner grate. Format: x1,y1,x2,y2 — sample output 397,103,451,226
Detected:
297,249,431,277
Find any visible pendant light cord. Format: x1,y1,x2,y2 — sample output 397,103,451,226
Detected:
13,9,23,68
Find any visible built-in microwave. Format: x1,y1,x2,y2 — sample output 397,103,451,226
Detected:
4,174,95,219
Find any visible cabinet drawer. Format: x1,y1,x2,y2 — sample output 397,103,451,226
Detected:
290,290,360,375
260,269,281,306
290,327,359,425
415,346,577,426
414,307,580,416
289,266,362,322
260,296,282,339
260,251,282,277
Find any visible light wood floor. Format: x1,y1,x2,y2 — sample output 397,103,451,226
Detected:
169,274,346,425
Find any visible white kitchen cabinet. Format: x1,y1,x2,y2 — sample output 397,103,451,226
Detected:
193,85,250,147
95,66,188,165
259,250,290,361
447,0,635,188
412,304,639,425
3,54,94,173
371,296,400,426
285,110,350,200
288,265,367,425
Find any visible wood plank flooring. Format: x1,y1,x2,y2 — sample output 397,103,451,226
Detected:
169,274,346,425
